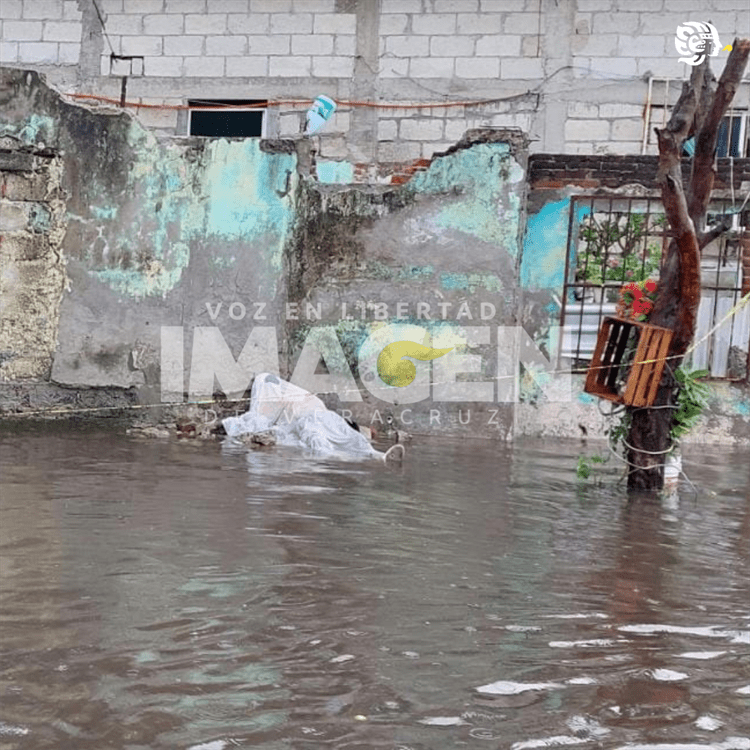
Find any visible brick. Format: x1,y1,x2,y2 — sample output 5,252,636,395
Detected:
269,55,311,76
455,56,500,77
430,35,473,56
55,41,78,63
620,34,667,57
313,13,355,33
121,36,162,55
225,55,268,75
134,105,178,130
22,0,63,19
480,0,525,9
104,15,142,35
476,34,520,56
457,13,501,34
3,21,42,41
609,0,662,8
164,0,204,10
378,141,421,162
18,41,58,62
206,34,246,55
0,42,19,61
311,55,352,77
333,34,354,55
269,12,312,33
227,13,269,32
573,33,618,56
636,56,676,77
501,57,543,79
2,1,22,19
317,135,348,159
611,118,644,141
599,102,644,118
97,0,122,10
185,14,226,33
250,0,291,10
381,0,421,11
144,55,183,76
143,14,184,34
521,34,539,56
205,0,247,10
378,119,398,140
503,12,539,34
588,56,637,77
247,35,289,54
379,57,408,78
568,101,598,118
409,57,454,78
565,118,610,141
184,55,224,76
163,35,203,55
293,0,335,9
434,0,477,9
123,0,164,12
42,21,80,42
444,119,468,141
421,142,453,158
592,12,638,34
291,33,333,55
411,14,457,35
379,13,407,35
576,0,614,8
386,35,429,57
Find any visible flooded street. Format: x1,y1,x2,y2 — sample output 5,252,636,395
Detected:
1,428,750,750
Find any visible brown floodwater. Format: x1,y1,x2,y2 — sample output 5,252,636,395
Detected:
1,426,749,750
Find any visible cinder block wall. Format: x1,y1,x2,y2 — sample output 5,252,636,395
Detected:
1,0,748,165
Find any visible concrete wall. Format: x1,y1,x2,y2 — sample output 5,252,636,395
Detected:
1,68,531,438
1,0,748,166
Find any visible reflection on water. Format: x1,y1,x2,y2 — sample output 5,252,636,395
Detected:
1,427,749,749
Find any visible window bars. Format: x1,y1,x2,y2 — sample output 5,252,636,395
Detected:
560,194,750,379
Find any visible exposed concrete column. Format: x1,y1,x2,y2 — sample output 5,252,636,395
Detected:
539,0,575,153
77,0,106,89
348,0,380,163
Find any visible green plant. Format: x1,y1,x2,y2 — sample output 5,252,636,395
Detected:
576,453,607,480
671,367,710,444
576,213,664,288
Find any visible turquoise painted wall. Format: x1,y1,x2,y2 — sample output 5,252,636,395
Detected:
520,198,591,291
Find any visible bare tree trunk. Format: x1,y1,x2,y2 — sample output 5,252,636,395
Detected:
626,40,750,492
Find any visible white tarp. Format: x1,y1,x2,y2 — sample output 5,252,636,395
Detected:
222,373,390,460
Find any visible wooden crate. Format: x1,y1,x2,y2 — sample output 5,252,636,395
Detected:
584,316,673,407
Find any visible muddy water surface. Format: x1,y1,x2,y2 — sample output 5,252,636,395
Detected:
1,428,750,749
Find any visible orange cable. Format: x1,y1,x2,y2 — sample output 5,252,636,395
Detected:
66,92,525,111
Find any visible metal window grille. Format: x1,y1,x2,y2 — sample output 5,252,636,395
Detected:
560,194,750,379
642,77,750,156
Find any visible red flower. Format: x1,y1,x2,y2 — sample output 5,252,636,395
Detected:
644,279,657,293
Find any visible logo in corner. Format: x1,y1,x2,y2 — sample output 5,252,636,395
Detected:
675,21,722,66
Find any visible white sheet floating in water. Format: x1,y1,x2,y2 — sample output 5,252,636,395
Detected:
222,373,400,461
610,740,750,750
677,651,727,659
511,736,589,749
695,715,724,731
649,668,689,681
417,716,468,726
0,723,29,737
475,680,561,695
549,638,618,648
737,685,750,694
187,742,228,750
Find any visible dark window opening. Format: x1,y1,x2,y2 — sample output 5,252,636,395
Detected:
188,99,266,138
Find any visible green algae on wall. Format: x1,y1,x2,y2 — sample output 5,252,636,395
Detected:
88,126,296,299
409,143,524,253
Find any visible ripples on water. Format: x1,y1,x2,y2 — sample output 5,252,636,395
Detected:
0,426,749,749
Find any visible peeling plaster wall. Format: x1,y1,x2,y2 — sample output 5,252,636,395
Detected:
0,142,67,381
1,67,296,410
283,131,528,439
